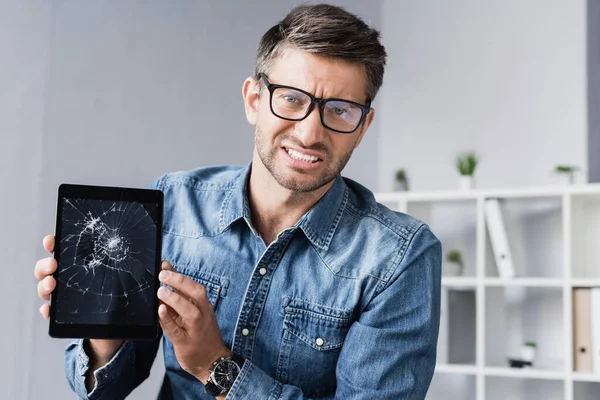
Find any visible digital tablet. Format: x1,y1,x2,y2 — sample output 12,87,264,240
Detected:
49,183,163,340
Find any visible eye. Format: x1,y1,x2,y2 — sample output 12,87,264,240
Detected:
332,107,347,115
283,95,299,104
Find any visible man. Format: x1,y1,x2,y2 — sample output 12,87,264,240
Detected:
35,4,441,399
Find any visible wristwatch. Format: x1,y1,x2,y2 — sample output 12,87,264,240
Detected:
204,353,245,397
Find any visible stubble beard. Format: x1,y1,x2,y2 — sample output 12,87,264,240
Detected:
255,128,355,193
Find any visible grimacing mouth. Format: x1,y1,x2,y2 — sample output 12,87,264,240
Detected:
282,146,323,163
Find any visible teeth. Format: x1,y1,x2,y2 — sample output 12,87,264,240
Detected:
286,148,319,163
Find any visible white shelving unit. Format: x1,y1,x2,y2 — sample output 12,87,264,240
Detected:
374,184,600,400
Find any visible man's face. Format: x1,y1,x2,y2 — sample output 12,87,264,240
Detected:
243,47,375,193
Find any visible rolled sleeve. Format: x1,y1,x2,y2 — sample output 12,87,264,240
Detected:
65,339,135,400
226,360,284,400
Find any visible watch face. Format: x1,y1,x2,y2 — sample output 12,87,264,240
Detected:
213,359,241,389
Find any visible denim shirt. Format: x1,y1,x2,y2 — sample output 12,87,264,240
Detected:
64,164,442,399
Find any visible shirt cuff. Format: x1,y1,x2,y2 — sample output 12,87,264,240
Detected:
226,359,282,400
75,339,134,397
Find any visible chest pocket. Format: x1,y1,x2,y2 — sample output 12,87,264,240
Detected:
277,298,353,398
172,264,229,309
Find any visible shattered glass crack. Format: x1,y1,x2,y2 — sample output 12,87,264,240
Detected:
56,198,158,326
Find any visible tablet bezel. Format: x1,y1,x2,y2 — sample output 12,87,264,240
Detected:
49,183,163,340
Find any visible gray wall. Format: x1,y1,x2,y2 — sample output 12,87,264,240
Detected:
1,2,52,399
379,0,587,191
589,0,600,182
1,1,381,399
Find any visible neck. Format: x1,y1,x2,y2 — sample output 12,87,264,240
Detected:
248,152,334,244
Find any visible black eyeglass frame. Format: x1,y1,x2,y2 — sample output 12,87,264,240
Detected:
259,74,371,134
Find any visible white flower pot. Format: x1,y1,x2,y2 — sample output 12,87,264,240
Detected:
521,345,536,363
444,262,463,277
557,173,574,186
394,180,408,192
459,176,474,190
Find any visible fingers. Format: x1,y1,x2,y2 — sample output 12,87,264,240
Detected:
161,260,176,272
158,302,182,329
38,235,56,321
39,303,50,320
37,276,56,301
160,260,185,298
43,235,55,254
159,300,183,325
158,302,188,342
157,286,201,322
159,269,210,312
34,257,57,281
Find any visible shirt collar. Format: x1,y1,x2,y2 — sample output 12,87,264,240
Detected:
295,175,347,251
218,163,252,234
219,162,348,252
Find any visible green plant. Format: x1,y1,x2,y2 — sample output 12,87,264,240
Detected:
456,153,478,176
553,164,580,184
395,169,406,182
554,165,579,174
394,169,409,191
523,342,537,348
446,249,464,275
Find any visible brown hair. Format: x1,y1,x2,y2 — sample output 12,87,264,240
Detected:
254,4,387,102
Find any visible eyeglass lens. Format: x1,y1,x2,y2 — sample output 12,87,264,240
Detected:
271,87,363,132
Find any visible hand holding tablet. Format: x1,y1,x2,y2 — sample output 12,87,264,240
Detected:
46,183,164,340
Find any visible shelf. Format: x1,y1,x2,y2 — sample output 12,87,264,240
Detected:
427,372,476,400
375,184,600,203
442,277,477,290
485,367,564,380
373,184,600,399
486,375,564,400
435,364,478,375
571,279,600,288
571,372,600,382
484,277,563,287
574,381,600,399
483,196,563,279
376,191,479,202
485,286,564,373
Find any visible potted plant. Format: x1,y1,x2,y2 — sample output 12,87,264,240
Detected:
554,165,579,185
456,152,478,190
394,169,409,191
446,249,464,276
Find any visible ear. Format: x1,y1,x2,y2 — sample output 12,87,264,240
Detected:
353,107,375,149
242,77,261,126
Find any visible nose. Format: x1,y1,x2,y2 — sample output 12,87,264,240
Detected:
294,104,327,147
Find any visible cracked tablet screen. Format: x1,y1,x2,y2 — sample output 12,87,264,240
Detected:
56,198,159,326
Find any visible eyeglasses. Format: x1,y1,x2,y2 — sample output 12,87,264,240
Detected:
259,74,371,134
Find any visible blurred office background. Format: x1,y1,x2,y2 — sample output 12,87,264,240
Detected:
1,0,598,399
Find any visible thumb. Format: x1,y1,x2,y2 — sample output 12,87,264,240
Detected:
160,260,183,297
43,235,55,254
161,260,176,272
158,303,185,343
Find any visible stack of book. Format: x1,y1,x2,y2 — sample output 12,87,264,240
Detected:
573,288,600,374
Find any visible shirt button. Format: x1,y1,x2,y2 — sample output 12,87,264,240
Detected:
241,328,250,336
315,338,324,347
259,268,267,276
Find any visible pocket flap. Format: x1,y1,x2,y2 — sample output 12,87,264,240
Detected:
174,266,229,308
283,298,352,351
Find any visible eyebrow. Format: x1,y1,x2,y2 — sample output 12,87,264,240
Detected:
263,75,369,106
